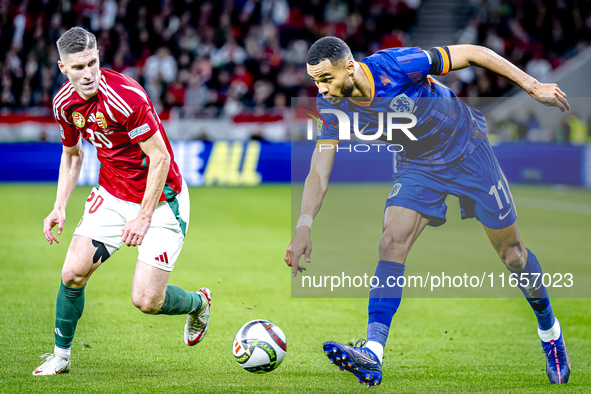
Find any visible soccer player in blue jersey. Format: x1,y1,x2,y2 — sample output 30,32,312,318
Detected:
284,37,571,387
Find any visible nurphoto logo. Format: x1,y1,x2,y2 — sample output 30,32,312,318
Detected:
307,109,418,153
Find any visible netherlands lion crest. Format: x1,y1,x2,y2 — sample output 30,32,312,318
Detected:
389,94,414,113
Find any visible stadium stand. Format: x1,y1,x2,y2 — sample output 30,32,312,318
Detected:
0,0,590,144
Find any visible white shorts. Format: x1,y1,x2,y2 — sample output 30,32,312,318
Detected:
74,180,190,271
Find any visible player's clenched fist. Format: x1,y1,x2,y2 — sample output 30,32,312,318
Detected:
120,216,151,246
285,228,312,277
43,208,66,245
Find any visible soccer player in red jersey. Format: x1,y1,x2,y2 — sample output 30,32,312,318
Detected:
33,27,211,375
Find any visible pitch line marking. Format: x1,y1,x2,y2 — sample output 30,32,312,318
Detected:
514,196,591,216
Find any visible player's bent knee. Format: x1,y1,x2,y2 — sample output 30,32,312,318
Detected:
378,232,410,260
132,298,161,314
61,268,87,287
501,245,527,271
131,294,164,315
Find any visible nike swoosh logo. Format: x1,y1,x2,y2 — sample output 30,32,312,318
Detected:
499,207,512,220
360,122,370,133
352,350,378,364
188,331,205,346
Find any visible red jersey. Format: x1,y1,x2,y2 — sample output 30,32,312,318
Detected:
53,68,182,204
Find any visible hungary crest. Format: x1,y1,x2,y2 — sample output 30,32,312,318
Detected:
72,112,85,128
96,112,108,130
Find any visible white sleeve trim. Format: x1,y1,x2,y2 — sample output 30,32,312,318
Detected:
423,50,432,65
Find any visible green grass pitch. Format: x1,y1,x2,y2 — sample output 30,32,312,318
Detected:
0,184,590,393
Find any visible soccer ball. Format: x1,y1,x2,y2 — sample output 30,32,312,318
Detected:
232,319,287,373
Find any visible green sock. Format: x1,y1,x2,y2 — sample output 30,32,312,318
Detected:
55,282,85,349
156,285,201,315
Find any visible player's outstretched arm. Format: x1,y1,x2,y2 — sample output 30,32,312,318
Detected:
447,45,570,112
44,139,84,245
285,146,336,277
120,132,170,247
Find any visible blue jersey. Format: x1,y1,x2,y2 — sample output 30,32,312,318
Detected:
316,47,488,171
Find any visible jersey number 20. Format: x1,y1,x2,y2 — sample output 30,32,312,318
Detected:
86,128,113,148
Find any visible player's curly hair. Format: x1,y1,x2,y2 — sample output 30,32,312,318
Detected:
57,27,97,59
307,36,352,65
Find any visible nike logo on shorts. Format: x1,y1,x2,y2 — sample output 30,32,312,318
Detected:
499,207,512,220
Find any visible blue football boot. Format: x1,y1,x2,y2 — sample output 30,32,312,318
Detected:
323,339,382,387
542,329,571,384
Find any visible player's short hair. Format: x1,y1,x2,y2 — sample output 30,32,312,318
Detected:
57,27,97,59
307,36,352,66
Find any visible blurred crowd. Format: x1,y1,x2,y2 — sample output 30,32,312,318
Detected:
489,110,591,144
446,0,591,97
1,0,590,123
0,0,419,116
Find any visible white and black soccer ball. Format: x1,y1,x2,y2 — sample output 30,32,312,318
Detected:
232,319,287,373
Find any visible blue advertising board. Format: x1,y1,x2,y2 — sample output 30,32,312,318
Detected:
0,141,587,187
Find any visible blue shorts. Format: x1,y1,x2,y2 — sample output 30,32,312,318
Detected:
385,139,517,229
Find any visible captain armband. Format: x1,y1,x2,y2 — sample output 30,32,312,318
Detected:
425,47,452,76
